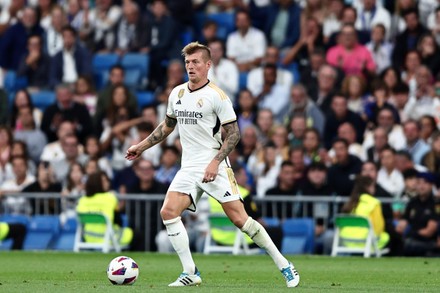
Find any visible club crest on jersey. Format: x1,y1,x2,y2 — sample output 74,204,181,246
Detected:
196,99,203,108
178,89,184,98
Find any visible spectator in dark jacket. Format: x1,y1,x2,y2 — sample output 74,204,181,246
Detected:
49,25,92,88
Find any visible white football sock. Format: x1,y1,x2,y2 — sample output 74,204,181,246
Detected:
163,216,196,274
241,217,289,270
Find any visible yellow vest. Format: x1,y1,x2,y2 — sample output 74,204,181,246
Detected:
340,193,390,248
208,186,253,245
76,192,132,245
0,222,9,240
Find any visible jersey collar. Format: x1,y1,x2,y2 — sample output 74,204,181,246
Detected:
187,80,210,93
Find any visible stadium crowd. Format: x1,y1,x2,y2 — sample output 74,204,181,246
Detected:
0,0,440,256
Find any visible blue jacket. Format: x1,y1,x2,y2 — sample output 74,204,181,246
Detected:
264,2,301,49
49,42,92,88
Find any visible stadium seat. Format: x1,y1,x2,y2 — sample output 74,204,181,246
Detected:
136,91,155,108
262,217,280,227
203,214,260,255
121,53,149,89
23,215,60,250
239,72,248,90
331,214,389,258
74,212,121,253
281,218,315,255
30,91,56,111
92,54,120,90
3,71,28,93
53,217,77,251
207,12,236,40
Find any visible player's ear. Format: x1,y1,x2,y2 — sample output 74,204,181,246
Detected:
206,60,212,69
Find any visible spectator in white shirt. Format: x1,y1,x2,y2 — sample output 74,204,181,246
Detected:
207,38,239,103
89,0,122,52
226,10,267,72
377,147,405,198
355,0,391,39
366,23,393,74
44,5,67,57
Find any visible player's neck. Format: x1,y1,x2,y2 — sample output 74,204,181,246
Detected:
188,79,209,92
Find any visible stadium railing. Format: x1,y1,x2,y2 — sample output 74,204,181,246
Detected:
0,193,407,251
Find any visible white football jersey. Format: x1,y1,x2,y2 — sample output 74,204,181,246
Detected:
167,81,237,168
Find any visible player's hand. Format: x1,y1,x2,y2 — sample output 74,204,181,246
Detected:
202,160,219,183
125,145,142,161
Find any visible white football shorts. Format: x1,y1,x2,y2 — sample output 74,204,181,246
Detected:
168,166,242,211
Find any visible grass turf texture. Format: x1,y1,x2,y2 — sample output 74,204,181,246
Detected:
0,252,439,292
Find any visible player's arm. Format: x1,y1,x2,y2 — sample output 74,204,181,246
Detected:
203,121,240,183
125,115,177,161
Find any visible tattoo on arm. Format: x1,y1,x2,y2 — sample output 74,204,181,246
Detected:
142,116,176,150
214,122,240,162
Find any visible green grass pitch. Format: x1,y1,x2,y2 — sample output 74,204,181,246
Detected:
0,252,439,292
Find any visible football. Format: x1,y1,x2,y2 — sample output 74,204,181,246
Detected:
107,256,139,285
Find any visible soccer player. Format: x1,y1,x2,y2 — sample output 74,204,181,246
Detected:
125,42,300,288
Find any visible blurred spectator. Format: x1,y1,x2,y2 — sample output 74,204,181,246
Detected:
146,0,181,89
248,46,294,98
125,158,167,251
270,125,290,161
199,19,218,43
323,95,365,149
207,38,239,103
61,162,86,202
0,156,35,215
366,24,393,74
328,122,364,161
73,75,97,117
155,145,180,187
236,125,259,165
395,149,429,174
0,89,7,125
0,126,13,185
95,65,137,130
302,127,323,164
158,59,185,95
298,48,326,96
51,134,87,183
322,0,344,43
137,122,162,167
289,146,307,182
419,115,438,144
40,120,78,162
400,167,419,200
73,0,94,47
17,35,51,90
0,6,43,71
255,108,275,145
10,140,37,176
355,0,391,38
396,172,439,256
309,64,338,114
403,119,431,164
236,89,257,134
377,147,405,197
0,0,25,35
389,82,411,122
364,126,389,163
363,80,399,126
287,114,306,148
282,17,324,73
341,74,368,116
41,83,93,143
427,6,440,45
381,66,402,95
363,107,406,151
111,0,150,55
417,34,440,77
327,138,362,196
255,64,290,123
422,132,440,175
265,161,299,218
37,0,55,31
401,50,421,94
226,10,267,72
301,0,326,26
264,0,301,50
83,135,113,180
66,0,81,27
89,0,122,52
44,5,67,57
13,106,47,163
326,24,376,76
248,141,283,198
49,25,92,88
23,161,62,215
10,89,43,129
392,8,428,70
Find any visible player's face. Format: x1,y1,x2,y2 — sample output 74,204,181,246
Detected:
185,51,211,85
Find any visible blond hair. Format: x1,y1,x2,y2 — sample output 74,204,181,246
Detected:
181,42,211,61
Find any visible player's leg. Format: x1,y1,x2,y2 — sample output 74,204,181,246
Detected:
222,200,300,288
161,191,201,286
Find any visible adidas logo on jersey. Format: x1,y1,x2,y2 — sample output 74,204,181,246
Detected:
176,100,182,105
224,191,231,197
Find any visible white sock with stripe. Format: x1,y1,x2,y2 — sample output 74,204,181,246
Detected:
241,217,289,270
163,216,196,274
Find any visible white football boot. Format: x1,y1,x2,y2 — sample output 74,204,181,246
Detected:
280,262,300,288
168,267,202,287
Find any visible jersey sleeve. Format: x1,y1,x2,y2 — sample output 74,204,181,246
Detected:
166,87,178,119
214,92,237,125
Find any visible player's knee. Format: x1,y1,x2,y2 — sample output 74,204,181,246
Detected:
160,206,179,221
230,215,248,229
